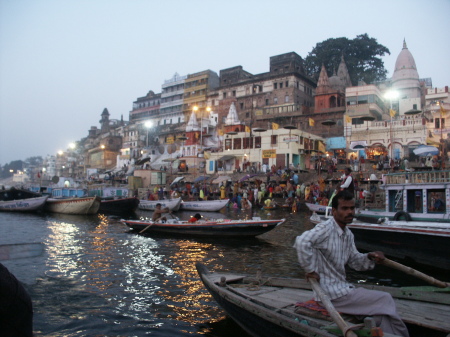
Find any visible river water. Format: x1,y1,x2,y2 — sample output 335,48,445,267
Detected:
0,206,446,336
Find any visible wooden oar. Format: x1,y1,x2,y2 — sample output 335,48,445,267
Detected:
139,223,153,234
309,278,358,337
381,258,449,288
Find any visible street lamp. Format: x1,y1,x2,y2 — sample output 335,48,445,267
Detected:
144,121,153,147
384,90,399,161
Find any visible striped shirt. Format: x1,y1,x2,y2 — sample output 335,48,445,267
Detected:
293,217,375,300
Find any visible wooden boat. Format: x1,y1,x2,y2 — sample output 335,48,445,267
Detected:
305,202,329,214
357,170,450,223
310,209,450,270
196,263,450,337
0,187,48,212
98,197,140,214
138,197,182,212
45,196,101,215
179,199,229,212
121,217,285,237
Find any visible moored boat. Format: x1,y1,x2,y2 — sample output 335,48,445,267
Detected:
310,209,450,270
121,217,285,237
98,197,140,214
196,263,450,337
0,188,49,212
138,197,182,212
179,199,229,212
45,196,101,215
356,170,450,223
305,202,329,214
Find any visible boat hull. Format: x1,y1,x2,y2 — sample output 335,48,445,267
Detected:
0,195,48,212
347,222,450,270
196,263,450,337
98,197,139,214
122,218,284,237
305,203,328,214
45,196,101,215
179,199,229,212
138,198,182,211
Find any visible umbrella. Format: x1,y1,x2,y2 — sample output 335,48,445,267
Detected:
194,176,209,183
213,176,231,184
353,145,366,149
239,174,258,182
413,145,439,157
170,176,184,186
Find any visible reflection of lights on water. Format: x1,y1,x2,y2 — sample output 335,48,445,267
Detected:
156,240,225,325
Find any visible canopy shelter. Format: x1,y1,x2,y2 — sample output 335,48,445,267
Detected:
135,157,151,166
170,176,184,186
212,175,231,184
239,174,258,182
217,155,235,161
413,145,439,157
193,176,209,183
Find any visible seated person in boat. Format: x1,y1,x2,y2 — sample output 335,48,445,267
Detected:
152,203,170,222
294,190,409,337
188,213,202,223
241,198,252,210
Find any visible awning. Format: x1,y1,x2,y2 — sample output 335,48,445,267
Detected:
170,176,184,186
194,176,209,183
212,175,231,184
349,141,368,150
217,155,235,161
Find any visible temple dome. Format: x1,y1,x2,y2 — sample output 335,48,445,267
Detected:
391,39,419,85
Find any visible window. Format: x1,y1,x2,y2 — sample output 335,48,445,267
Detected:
274,83,278,89
233,90,236,97
285,95,289,103
240,102,244,110
255,136,261,148
274,97,278,104
233,138,242,149
271,135,277,145
223,92,227,99
286,81,289,87
280,83,283,89
265,99,269,105
243,137,253,149
435,118,445,129
225,139,232,150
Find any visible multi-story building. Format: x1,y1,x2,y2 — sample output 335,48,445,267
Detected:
424,86,450,151
129,90,161,124
212,52,316,133
160,73,187,126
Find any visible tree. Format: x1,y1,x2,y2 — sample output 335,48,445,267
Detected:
0,160,23,178
305,34,390,85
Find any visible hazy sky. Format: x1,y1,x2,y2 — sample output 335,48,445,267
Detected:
1,0,449,165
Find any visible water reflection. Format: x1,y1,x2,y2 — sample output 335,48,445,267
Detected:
1,206,447,336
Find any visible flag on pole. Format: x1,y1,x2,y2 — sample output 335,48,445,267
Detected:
245,125,251,133
345,115,352,124
309,118,315,127
272,122,279,130
389,109,396,118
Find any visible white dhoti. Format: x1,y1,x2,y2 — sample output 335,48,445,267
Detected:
331,287,409,337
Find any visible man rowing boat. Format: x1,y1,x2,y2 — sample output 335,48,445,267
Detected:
294,190,409,337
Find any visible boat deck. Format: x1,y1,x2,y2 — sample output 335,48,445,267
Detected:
208,273,450,334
